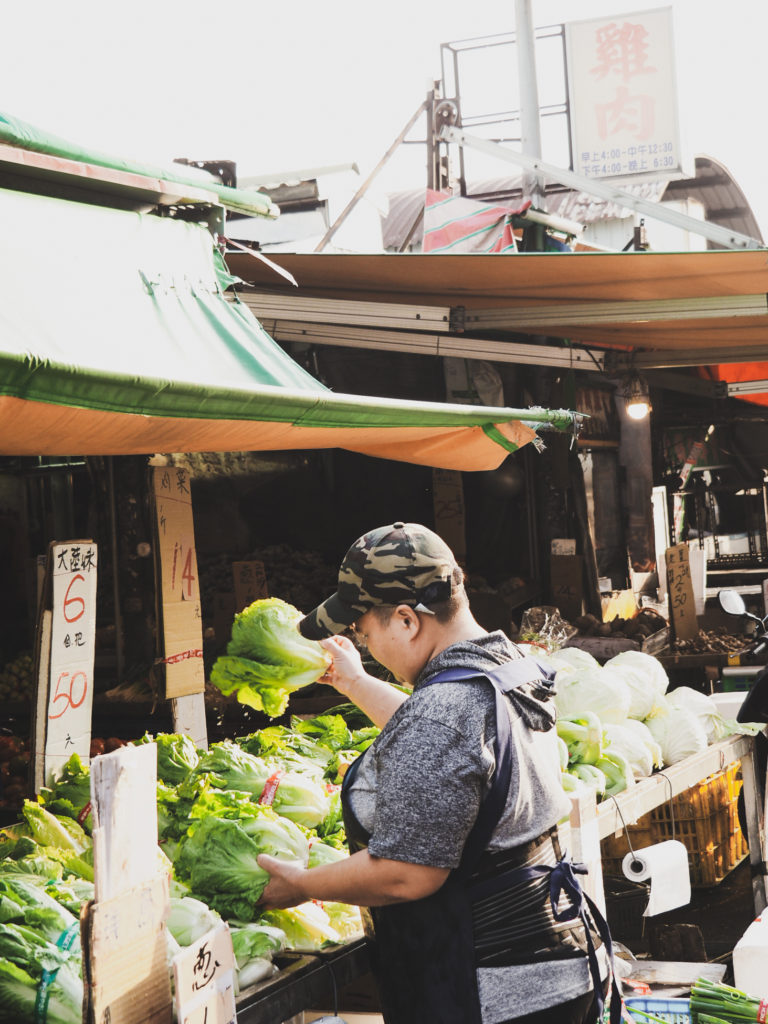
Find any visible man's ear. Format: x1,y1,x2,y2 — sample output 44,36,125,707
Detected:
394,604,421,633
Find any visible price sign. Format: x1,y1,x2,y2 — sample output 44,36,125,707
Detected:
665,543,698,642
153,467,205,699
173,922,237,1024
45,542,97,784
232,560,268,612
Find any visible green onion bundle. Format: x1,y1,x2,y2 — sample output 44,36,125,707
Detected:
690,979,768,1024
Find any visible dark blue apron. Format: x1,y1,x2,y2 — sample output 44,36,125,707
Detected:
341,657,621,1024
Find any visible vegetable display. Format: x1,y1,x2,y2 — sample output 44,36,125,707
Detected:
551,645,761,800
210,597,331,717
0,710,374,1021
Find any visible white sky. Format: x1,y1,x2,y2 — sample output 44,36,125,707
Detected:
4,0,768,239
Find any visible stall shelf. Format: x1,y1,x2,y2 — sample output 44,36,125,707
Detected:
563,734,767,915
235,938,372,1024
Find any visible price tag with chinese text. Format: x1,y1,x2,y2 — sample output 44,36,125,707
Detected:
174,922,237,1024
45,541,98,784
665,543,698,642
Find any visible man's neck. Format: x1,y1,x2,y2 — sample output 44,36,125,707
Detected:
418,608,488,677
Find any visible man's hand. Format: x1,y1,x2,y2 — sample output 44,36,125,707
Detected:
257,854,308,910
318,635,368,697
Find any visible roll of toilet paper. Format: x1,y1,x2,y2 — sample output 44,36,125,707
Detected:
622,840,691,916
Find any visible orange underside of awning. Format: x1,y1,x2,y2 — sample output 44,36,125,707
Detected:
0,397,536,471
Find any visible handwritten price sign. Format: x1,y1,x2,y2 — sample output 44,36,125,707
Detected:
174,922,237,1024
153,467,205,699
45,542,98,784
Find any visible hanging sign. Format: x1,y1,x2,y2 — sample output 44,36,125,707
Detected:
565,7,683,182
173,922,238,1024
45,541,98,784
665,543,698,642
153,467,205,699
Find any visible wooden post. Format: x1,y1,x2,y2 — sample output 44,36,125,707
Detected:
739,739,768,915
568,790,606,916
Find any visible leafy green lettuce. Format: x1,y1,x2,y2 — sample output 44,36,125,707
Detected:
138,732,200,785
210,598,331,717
175,806,309,920
38,754,92,833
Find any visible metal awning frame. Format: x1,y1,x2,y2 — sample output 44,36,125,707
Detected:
440,125,766,251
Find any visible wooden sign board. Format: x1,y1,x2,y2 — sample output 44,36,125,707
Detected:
173,922,237,1024
232,559,268,612
665,543,698,642
153,467,205,699
34,541,98,786
432,468,467,565
82,873,172,1024
83,743,172,1024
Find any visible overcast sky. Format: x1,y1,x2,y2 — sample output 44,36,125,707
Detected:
4,0,767,240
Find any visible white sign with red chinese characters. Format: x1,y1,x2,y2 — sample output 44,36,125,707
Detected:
565,7,683,181
45,542,98,784
173,922,237,1024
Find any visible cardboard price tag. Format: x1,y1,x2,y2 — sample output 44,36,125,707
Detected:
153,467,205,699
665,543,698,642
174,922,237,1024
45,541,98,784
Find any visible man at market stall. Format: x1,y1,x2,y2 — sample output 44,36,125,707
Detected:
257,521,615,1024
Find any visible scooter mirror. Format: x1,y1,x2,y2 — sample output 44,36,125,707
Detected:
719,590,747,616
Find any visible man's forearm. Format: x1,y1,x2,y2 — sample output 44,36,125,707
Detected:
262,850,449,909
345,674,408,729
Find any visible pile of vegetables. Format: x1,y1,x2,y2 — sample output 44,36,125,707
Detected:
0,709,376,1021
209,597,331,717
688,977,768,1024
539,647,762,801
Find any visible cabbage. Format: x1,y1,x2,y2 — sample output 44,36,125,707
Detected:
603,650,669,720
210,598,331,717
569,763,607,795
556,713,603,765
260,902,341,950
167,895,221,947
595,750,635,797
549,648,601,676
666,687,729,743
645,705,708,764
617,719,663,770
554,665,632,724
602,722,658,778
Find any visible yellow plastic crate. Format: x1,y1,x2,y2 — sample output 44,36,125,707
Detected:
601,761,748,888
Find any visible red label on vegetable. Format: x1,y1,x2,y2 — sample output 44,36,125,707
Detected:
758,1001,768,1023
259,771,284,806
77,801,92,826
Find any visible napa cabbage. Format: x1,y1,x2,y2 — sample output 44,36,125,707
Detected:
604,650,669,720
645,704,709,765
554,665,632,725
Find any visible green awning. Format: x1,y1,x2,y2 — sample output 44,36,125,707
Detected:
0,185,579,469
0,110,278,218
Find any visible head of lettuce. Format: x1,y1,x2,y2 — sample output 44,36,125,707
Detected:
210,598,331,717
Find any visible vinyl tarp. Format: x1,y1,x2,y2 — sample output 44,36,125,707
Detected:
0,187,576,469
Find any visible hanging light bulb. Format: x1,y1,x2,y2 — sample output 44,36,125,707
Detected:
623,371,652,420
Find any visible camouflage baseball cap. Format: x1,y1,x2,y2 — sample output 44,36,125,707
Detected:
299,522,459,639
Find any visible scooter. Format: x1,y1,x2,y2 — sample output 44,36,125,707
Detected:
718,590,768,837
718,589,768,724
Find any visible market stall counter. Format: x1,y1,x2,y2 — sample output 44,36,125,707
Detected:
235,939,373,1024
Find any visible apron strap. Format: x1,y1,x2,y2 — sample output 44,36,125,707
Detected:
470,856,622,1024
419,657,552,873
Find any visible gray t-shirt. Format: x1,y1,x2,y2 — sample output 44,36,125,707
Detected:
348,631,602,1022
